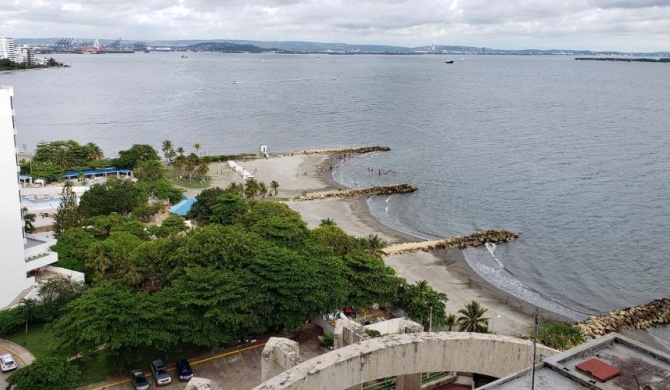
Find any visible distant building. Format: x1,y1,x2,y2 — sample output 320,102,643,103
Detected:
0,86,75,309
0,36,16,62
14,46,35,65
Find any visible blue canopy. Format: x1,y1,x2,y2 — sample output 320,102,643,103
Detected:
63,167,132,178
169,198,196,217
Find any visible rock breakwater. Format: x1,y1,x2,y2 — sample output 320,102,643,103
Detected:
292,146,391,155
296,184,417,201
383,230,520,256
575,297,670,339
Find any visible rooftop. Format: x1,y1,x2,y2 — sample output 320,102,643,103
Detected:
482,333,670,389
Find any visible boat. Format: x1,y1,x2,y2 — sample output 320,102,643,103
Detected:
445,60,454,64
181,55,188,58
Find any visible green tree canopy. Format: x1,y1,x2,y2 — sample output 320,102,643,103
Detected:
78,178,148,217
456,300,490,333
134,159,164,181
147,215,188,238
395,280,448,329
53,181,86,236
210,194,249,225
187,187,227,225
51,228,96,272
113,144,160,169
6,355,80,390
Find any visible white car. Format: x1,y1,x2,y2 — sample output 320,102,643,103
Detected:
0,354,17,372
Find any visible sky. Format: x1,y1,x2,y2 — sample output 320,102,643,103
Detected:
2,0,670,51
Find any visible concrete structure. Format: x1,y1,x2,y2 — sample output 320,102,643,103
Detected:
334,316,424,349
0,87,65,309
254,332,558,390
185,377,223,390
482,333,670,389
0,37,15,62
261,338,303,382
14,46,34,65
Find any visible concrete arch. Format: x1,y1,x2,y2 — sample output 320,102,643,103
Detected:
254,332,558,390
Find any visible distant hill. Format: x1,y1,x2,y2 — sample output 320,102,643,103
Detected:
13,38,670,57
186,41,278,53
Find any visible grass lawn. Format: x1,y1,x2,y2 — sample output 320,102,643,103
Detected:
165,169,211,189
4,323,54,358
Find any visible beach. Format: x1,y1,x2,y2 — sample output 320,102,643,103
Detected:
201,152,563,337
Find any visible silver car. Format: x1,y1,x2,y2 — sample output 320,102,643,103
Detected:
0,354,17,372
150,359,172,386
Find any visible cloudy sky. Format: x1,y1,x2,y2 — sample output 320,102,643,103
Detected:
2,0,670,51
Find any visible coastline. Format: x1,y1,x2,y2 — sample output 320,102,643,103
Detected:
201,152,563,336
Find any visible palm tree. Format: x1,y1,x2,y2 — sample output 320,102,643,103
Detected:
244,178,259,200
176,146,185,157
359,234,388,257
258,181,268,200
22,207,36,233
161,140,173,162
270,180,280,196
172,156,185,178
84,142,103,161
320,218,336,226
445,314,457,331
456,300,490,333
196,162,209,182
184,159,197,183
193,142,202,156
225,182,244,196
53,148,75,169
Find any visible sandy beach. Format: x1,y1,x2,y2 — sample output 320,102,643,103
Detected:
198,152,561,337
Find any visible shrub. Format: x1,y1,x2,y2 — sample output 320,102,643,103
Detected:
0,308,24,335
364,328,382,338
538,323,584,351
322,333,334,347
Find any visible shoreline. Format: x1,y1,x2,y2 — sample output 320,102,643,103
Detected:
200,152,565,336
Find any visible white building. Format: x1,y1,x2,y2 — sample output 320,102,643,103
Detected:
0,86,68,309
14,46,34,65
0,36,16,62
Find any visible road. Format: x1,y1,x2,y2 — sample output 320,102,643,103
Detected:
0,339,35,389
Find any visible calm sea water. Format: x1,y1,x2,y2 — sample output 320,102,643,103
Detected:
4,53,670,322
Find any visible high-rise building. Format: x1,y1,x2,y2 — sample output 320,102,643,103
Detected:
0,86,62,309
0,37,16,62
15,46,35,65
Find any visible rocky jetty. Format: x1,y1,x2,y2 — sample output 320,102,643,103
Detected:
296,184,417,201
575,297,670,339
292,146,391,155
383,230,520,256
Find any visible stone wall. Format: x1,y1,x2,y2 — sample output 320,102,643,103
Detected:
575,297,670,338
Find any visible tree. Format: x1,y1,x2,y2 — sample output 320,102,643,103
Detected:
78,178,148,217
114,144,160,169
244,178,259,200
161,140,173,162
187,187,227,225
341,251,401,308
538,323,584,351
139,179,183,204
52,282,178,365
225,182,244,197
53,181,86,236
53,147,75,169
270,180,280,196
196,162,209,181
134,159,164,181
6,355,80,390
83,142,103,161
176,146,185,156
320,218,336,226
357,234,388,258
193,142,202,155
445,314,456,331
147,215,188,238
395,280,448,329
210,194,249,225
311,224,356,256
22,207,36,233
456,300,490,333
258,181,268,200
51,228,96,272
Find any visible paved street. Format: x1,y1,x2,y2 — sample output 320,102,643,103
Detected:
0,339,36,389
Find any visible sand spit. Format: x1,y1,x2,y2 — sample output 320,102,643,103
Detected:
383,230,520,256
576,297,670,339
295,184,417,201
290,146,391,155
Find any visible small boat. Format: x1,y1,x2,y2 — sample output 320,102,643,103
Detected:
181,55,188,58
445,60,454,64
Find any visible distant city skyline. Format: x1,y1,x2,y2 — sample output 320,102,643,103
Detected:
2,1,669,52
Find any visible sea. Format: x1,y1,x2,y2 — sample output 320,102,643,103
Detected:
3,52,670,344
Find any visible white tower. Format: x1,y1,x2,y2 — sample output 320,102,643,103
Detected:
0,86,31,308
0,37,16,62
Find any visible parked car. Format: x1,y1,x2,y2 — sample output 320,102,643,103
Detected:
151,359,172,385
0,354,17,372
129,369,150,390
176,359,193,381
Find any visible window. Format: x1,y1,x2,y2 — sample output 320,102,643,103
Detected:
9,96,13,109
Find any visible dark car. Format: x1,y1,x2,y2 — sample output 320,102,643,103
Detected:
150,359,172,386
129,369,150,390
176,359,193,381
